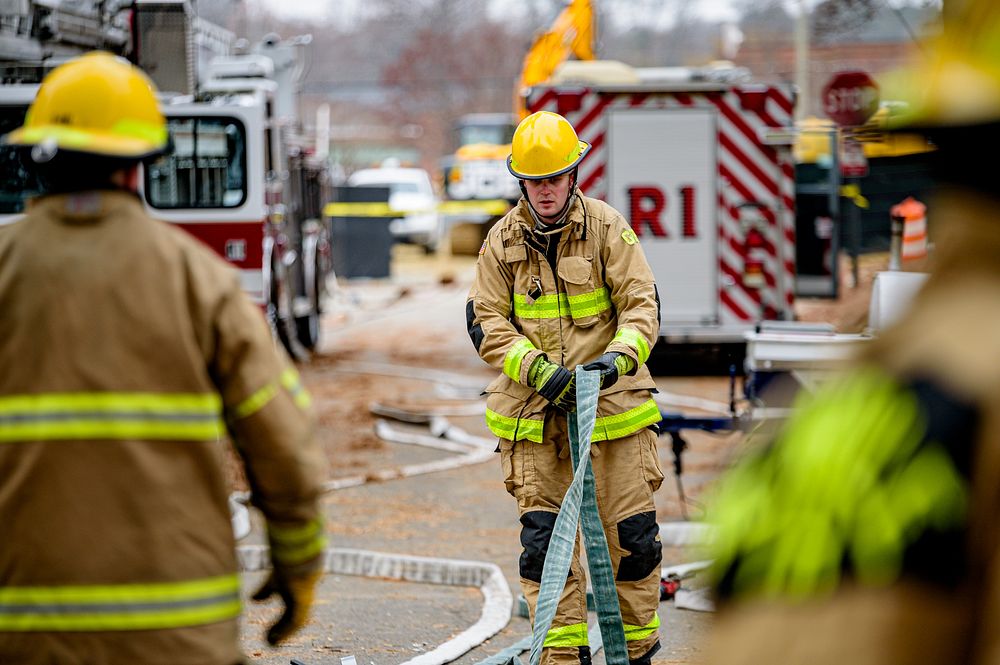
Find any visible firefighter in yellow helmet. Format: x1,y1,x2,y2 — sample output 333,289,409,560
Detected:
467,110,664,665
0,52,326,664
704,2,1000,663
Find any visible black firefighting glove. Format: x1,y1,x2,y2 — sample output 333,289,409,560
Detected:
251,566,321,645
582,351,637,390
528,355,576,412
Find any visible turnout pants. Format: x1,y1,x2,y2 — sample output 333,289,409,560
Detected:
499,410,664,665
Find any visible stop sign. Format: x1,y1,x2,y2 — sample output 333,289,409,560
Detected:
822,70,879,127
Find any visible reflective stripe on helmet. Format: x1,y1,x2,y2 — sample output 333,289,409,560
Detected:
2,52,167,159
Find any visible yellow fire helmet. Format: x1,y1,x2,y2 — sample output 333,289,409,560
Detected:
4,51,168,159
884,0,1000,129
507,111,591,180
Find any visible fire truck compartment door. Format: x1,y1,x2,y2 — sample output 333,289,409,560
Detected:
607,108,717,329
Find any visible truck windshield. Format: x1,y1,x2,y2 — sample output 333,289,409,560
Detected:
0,105,43,215
458,123,516,147
145,116,247,209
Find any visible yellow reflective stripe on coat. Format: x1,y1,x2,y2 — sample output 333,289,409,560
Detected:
231,382,278,420
543,621,589,647
0,574,241,631
613,327,651,365
512,292,564,319
0,393,223,442
486,401,659,444
623,612,660,642
512,287,611,320
268,517,327,566
592,399,661,442
566,287,612,318
281,368,312,411
503,338,537,382
231,369,310,420
485,409,544,443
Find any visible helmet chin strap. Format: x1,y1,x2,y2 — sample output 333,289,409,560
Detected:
520,169,579,226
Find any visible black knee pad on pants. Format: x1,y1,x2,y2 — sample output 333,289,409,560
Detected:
616,511,662,581
519,511,557,582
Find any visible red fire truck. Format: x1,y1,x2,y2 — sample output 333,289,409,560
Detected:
525,60,798,345
0,0,330,358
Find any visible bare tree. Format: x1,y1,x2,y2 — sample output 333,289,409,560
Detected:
812,0,879,40
378,6,528,170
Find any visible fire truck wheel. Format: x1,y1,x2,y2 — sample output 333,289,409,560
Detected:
295,311,320,351
271,256,309,361
295,302,320,351
294,257,323,351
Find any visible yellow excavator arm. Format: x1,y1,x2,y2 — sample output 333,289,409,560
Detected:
516,0,595,118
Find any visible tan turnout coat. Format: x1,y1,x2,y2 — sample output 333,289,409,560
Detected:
0,191,325,665
467,193,661,442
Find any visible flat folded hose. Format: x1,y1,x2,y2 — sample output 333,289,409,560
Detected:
526,367,629,665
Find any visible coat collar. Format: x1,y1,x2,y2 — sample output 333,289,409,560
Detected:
513,191,588,240
27,190,145,225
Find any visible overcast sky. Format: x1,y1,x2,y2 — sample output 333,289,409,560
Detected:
259,0,747,25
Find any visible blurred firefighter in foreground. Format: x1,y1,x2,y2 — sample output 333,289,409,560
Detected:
0,52,326,665
705,1,1000,663
466,111,663,665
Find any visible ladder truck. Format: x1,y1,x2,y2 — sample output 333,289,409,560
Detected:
0,0,332,358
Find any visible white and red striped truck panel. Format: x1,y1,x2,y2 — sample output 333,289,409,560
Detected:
527,85,797,340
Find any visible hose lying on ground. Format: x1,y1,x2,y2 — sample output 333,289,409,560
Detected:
238,546,513,665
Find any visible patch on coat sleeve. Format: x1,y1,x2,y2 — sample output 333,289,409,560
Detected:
621,229,639,245
479,240,488,255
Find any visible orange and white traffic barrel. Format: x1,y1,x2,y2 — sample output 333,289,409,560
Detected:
890,197,927,268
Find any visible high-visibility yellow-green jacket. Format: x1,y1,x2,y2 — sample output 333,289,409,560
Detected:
0,191,326,665
467,193,661,442
705,188,1000,665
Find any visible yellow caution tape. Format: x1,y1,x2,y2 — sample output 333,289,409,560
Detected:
323,200,511,218
323,202,396,217
439,200,511,215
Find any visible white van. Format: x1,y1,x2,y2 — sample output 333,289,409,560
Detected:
347,166,441,252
